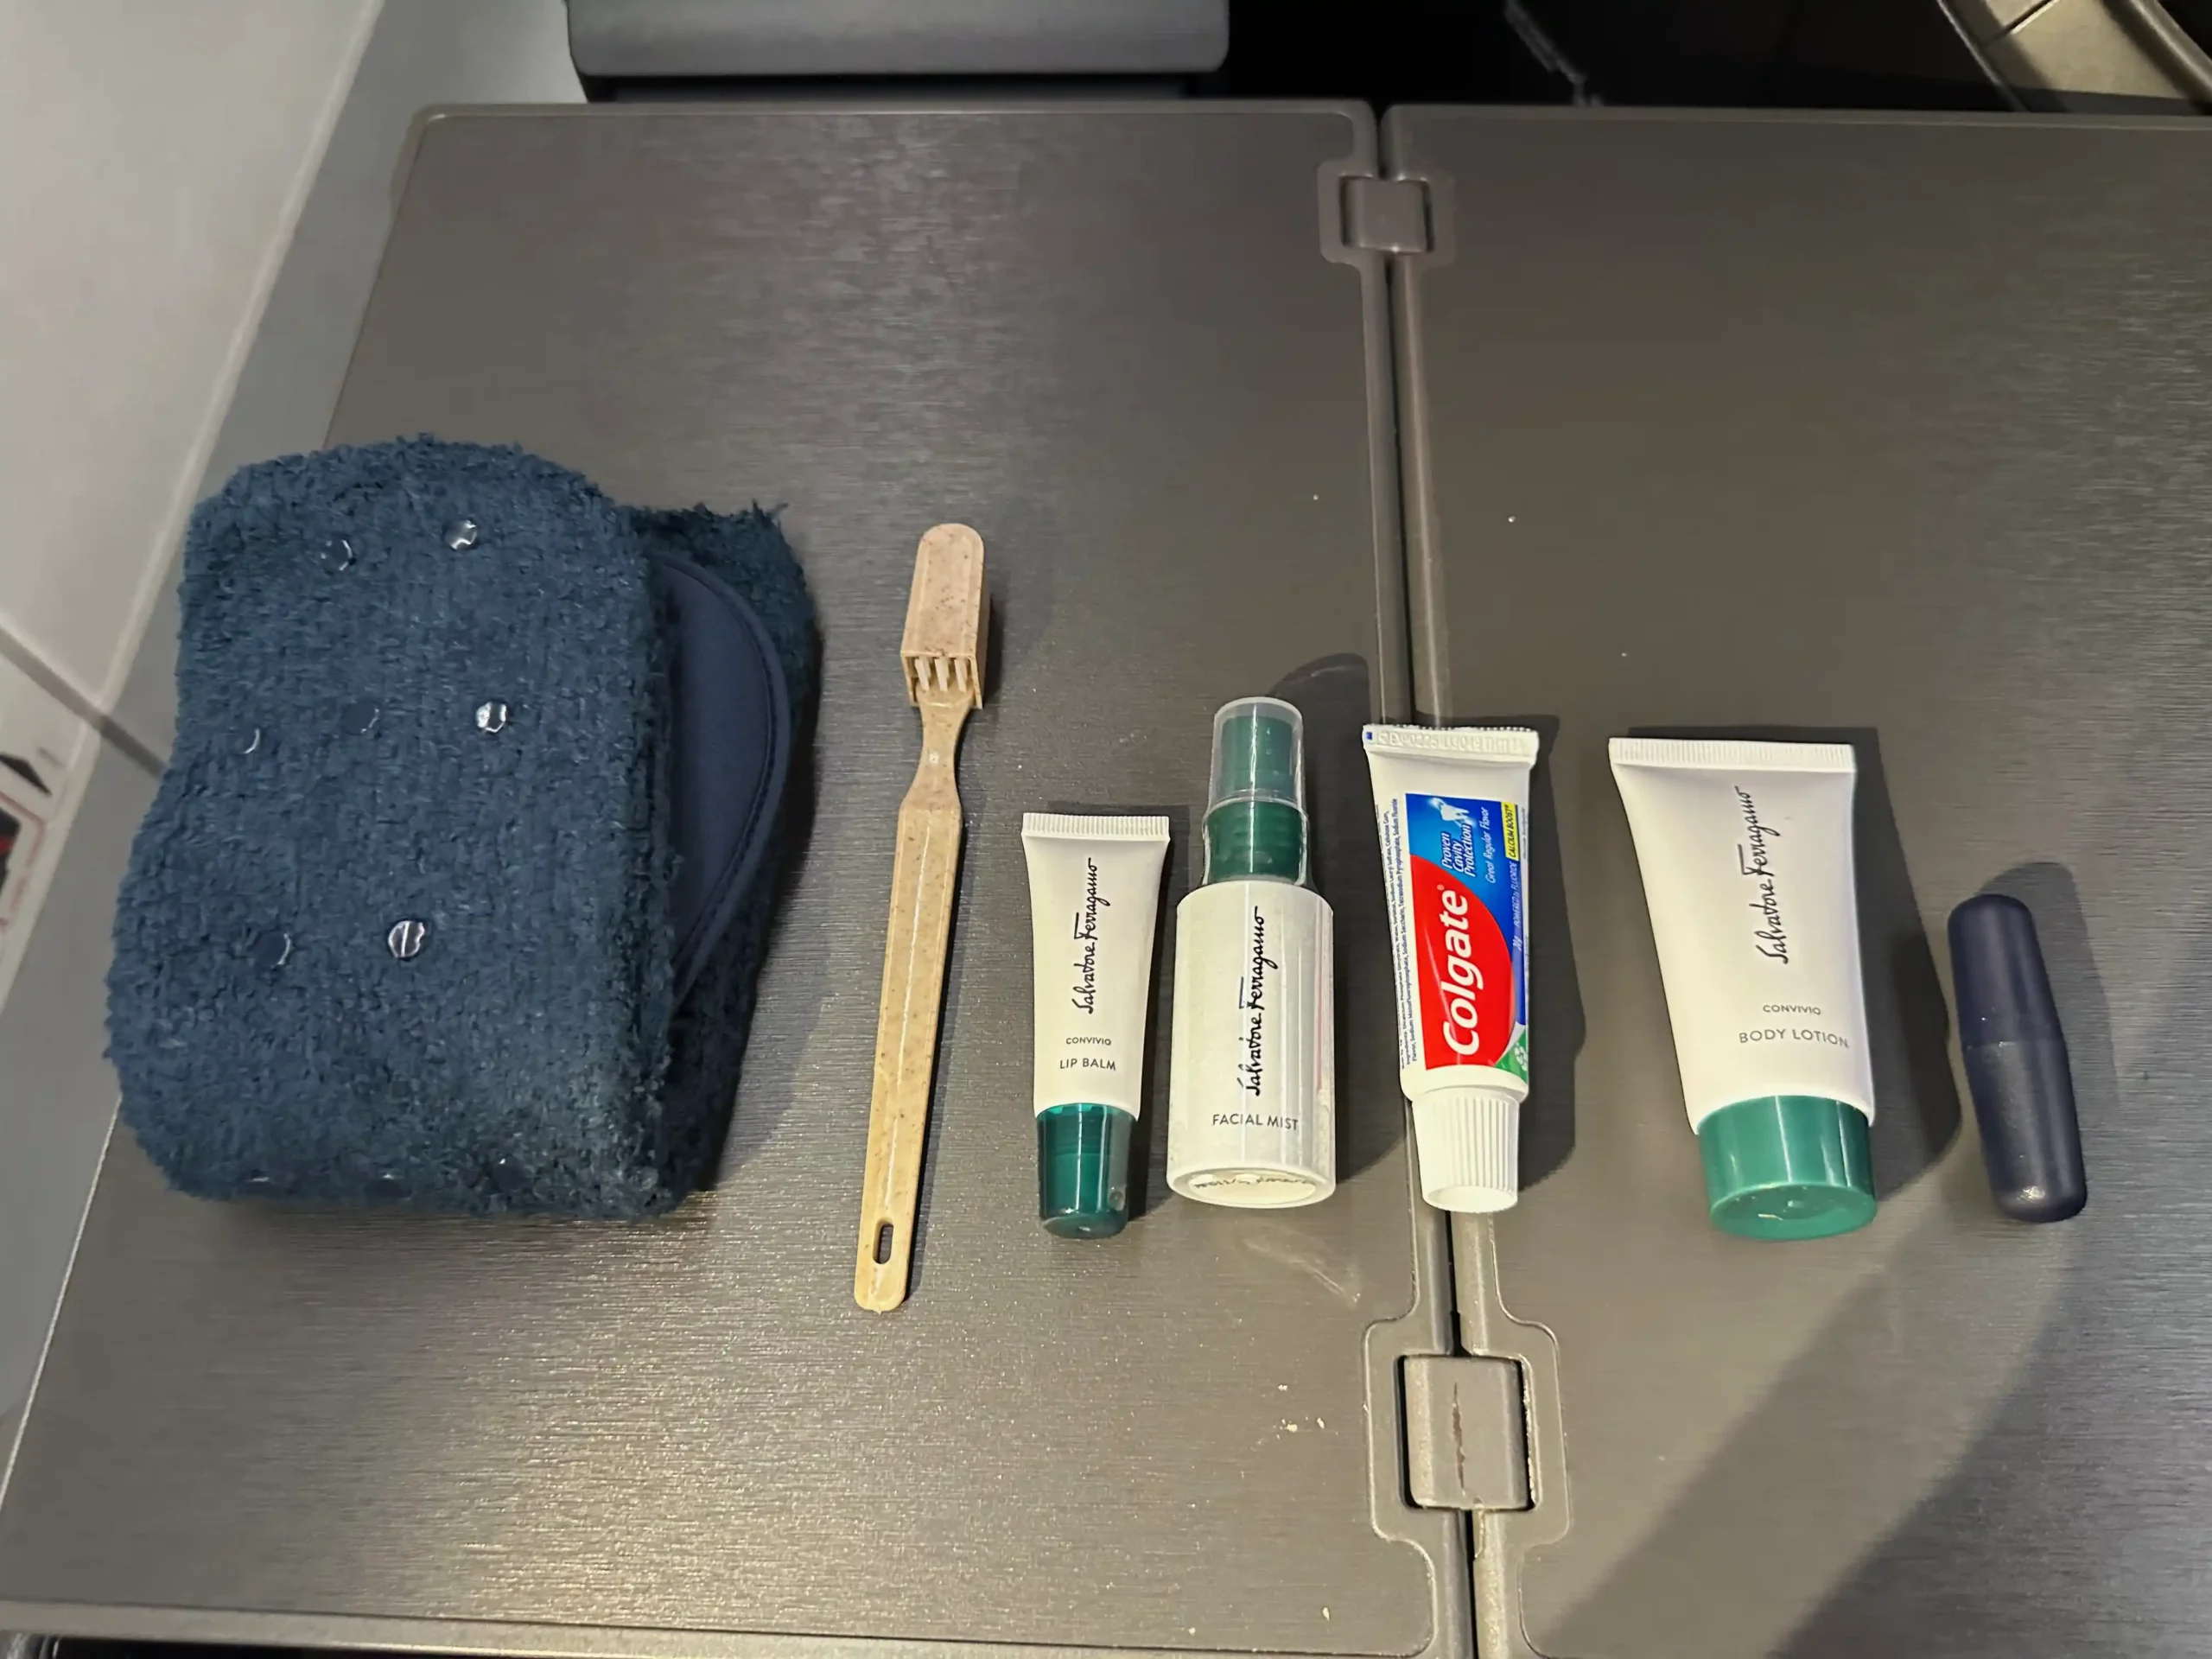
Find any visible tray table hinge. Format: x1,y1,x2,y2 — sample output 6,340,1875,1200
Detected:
1340,175,1432,254
1402,1354,1532,1511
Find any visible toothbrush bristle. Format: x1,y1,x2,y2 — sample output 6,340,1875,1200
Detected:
899,524,988,708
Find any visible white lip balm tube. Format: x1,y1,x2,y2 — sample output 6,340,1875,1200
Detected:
1363,725,1540,1213
1021,813,1171,1239
1608,738,1878,1241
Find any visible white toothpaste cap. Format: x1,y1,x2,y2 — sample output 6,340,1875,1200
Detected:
1411,1089,1522,1213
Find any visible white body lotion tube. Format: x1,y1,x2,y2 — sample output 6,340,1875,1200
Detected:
1609,739,1879,1241
1022,813,1170,1239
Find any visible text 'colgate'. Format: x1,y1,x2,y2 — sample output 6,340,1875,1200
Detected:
1404,793,1526,1075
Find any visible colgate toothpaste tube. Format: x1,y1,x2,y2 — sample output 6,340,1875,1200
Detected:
1363,725,1541,1214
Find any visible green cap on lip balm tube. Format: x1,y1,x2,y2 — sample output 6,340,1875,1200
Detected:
1698,1095,1875,1241
1038,1101,1133,1238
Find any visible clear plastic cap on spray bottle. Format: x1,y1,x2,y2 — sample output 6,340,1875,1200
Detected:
1205,697,1306,883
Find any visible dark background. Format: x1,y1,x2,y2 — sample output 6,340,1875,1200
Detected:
1197,0,2009,110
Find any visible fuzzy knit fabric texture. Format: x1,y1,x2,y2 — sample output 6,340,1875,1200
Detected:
107,438,815,1218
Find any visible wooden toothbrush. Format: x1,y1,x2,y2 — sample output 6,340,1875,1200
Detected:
855,524,988,1312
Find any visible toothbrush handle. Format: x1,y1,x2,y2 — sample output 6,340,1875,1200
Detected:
855,690,972,1311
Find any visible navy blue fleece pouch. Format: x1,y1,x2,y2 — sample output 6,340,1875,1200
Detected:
106,438,816,1217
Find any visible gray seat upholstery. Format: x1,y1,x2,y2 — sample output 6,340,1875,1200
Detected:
569,0,1228,79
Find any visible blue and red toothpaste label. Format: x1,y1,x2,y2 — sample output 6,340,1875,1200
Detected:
1401,793,1529,1081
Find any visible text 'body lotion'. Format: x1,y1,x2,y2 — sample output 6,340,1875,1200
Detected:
1167,698,1336,1207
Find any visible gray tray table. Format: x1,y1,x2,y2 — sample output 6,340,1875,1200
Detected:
1385,108,2212,1658
0,103,1466,1659
8,101,2212,1659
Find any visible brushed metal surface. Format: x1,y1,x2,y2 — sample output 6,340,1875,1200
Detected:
1388,109,2212,1658
0,106,1458,1656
